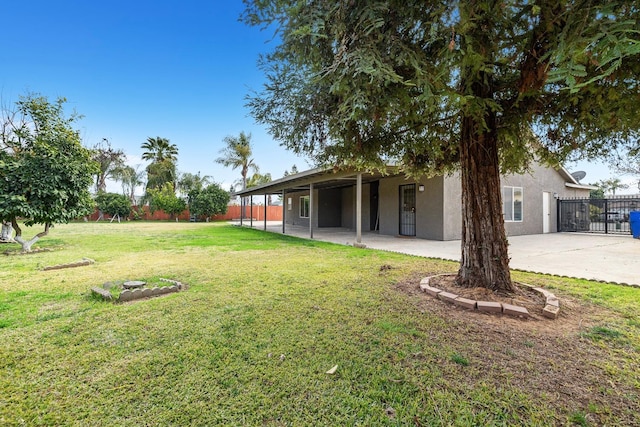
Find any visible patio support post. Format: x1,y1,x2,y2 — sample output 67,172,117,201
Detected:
264,194,268,230
250,196,253,228
356,173,362,244
240,197,243,226
309,183,314,239
282,190,286,234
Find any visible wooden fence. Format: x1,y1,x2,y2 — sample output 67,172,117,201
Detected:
88,204,283,222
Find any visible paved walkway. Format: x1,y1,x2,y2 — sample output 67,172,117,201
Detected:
233,221,640,286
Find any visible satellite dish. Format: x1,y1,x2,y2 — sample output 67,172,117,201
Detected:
571,171,586,182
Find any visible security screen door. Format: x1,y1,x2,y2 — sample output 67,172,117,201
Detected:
399,184,416,236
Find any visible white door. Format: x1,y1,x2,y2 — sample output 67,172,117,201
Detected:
542,192,551,233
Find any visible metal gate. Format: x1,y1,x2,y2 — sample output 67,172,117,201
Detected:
558,196,640,234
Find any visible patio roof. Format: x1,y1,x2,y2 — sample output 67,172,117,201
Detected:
234,166,398,196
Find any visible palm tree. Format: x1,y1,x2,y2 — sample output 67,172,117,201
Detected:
141,136,178,191
215,132,258,190
141,136,178,163
112,165,145,204
599,178,629,197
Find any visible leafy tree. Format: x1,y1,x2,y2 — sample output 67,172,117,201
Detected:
91,138,125,193
141,136,179,191
589,186,605,199
0,93,97,251
215,131,258,190
178,172,211,202
111,164,145,204
95,192,131,221
189,183,230,220
147,183,187,221
244,1,640,291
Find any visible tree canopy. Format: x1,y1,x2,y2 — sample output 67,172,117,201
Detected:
147,183,187,220
244,0,640,291
91,138,125,193
189,183,230,219
0,94,97,251
95,192,131,220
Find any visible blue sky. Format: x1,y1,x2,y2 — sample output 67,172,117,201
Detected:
2,1,635,194
2,0,306,192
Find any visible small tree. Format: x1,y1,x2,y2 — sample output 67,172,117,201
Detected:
189,184,230,220
95,192,131,222
0,93,97,251
147,183,187,221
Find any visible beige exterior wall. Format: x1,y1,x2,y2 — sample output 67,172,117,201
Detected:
378,175,446,240
440,163,591,240
281,163,587,241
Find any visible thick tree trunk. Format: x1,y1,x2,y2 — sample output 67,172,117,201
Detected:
1,221,13,242
11,220,50,252
455,1,515,293
457,114,515,292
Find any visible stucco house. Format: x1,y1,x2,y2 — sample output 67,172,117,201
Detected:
236,162,593,241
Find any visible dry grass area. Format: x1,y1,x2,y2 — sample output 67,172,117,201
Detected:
396,272,640,426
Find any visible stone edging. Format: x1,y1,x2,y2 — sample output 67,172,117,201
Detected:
91,278,184,303
43,258,95,271
420,274,560,319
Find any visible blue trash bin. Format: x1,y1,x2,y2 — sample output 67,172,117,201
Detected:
630,211,640,239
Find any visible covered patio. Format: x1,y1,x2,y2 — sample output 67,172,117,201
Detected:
234,167,393,244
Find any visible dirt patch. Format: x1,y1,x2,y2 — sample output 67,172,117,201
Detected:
394,273,639,425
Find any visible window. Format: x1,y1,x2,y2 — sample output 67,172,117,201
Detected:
287,197,292,211
299,195,310,218
503,186,523,222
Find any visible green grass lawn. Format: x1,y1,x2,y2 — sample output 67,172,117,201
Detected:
1,222,638,426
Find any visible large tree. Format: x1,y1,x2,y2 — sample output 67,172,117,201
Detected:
91,138,125,193
244,0,640,291
141,136,179,191
216,131,259,190
0,94,97,251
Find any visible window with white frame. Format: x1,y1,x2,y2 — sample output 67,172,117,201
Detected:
502,186,523,222
299,195,310,218
287,197,292,211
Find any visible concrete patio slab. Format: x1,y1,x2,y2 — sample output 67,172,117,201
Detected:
232,221,640,286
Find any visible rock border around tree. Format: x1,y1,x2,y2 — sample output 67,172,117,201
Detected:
419,274,560,320
91,278,185,303
42,258,95,271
